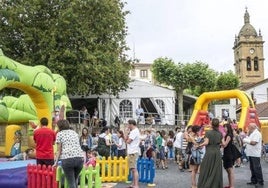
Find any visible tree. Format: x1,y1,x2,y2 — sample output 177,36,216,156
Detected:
0,0,131,96
151,57,217,123
216,71,240,91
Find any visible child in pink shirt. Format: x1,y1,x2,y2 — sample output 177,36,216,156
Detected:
85,150,97,167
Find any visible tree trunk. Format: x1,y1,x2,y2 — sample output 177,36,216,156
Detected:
177,89,184,125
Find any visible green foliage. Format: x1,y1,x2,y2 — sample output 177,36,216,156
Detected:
0,0,131,95
152,58,217,121
152,58,217,95
216,71,239,91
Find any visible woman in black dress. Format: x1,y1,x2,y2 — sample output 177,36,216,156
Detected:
222,123,235,188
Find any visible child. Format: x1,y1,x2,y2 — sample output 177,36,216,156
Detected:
8,148,34,161
85,150,98,168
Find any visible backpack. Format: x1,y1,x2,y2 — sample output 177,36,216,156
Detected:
190,136,204,164
96,137,110,158
167,139,173,147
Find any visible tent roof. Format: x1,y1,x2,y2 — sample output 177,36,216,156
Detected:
115,80,175,98
71,80,176,99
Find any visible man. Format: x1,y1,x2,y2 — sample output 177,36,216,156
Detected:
33,117,56,166
243,123,264,187
135,105,144,124
173,127,184,171
125,119,140,188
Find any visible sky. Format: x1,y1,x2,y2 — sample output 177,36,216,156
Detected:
125,0,268,78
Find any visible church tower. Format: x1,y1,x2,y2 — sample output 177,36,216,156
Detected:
233,9,265,86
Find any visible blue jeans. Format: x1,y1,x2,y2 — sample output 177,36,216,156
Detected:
168,146,174,159
241,146,248,162
62,157,84,188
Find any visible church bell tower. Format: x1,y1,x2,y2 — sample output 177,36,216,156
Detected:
233,8,265,86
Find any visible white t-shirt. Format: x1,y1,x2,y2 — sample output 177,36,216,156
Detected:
118,137,126,150
173,131,183,149
127,127,140,154
246,129,262,157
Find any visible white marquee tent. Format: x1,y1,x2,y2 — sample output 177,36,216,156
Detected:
96,80,176,125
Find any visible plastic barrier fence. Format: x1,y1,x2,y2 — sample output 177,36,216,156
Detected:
56,164,101,188
128,158,155,185
97,156,129,182
27,164,57,188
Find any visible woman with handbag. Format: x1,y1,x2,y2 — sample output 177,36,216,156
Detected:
222,123,241,188
188,125,203,188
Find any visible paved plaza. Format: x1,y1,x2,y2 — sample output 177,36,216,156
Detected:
113,159,268,188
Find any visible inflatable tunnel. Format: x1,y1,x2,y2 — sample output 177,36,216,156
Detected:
188,89,261,131
0,49,71,154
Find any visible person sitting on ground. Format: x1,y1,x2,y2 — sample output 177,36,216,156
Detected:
8,148,35,161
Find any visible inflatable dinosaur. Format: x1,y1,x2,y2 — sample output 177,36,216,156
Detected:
0,49,72,156
0,49,71,126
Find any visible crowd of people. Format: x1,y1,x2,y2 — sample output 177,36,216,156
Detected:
6,112,266,188
69,114,264,188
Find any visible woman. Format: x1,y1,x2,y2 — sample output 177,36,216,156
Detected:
222,123,235,188
79,127,92,162
116,130,126,158
188,125,202,188
167,130,175,160
156,131,166,169
184,126,193,171
198,118,223,188
54,120,84,188
80,127,92,152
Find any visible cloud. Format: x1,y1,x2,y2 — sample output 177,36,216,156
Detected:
125,0,268,77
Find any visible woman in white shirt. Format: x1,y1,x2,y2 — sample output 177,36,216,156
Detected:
116,130,126,158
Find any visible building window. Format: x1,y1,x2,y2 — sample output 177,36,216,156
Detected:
156,99,165,113
247,57,251,71
140,70,148,78
119,100,133,119
254,57,259,71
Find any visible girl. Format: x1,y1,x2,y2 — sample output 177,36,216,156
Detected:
116,130,126,158
80,127,92,161
85,150,98,168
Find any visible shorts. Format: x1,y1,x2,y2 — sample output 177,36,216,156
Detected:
157,146,165,160
128,153,139,169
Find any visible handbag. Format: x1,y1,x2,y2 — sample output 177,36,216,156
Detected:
231,143,242,161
